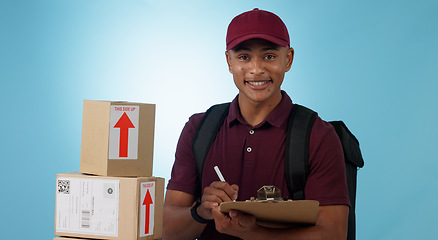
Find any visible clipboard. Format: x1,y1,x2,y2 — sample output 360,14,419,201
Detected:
220,200,319,228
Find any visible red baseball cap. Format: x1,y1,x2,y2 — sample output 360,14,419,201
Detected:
226,8,290,51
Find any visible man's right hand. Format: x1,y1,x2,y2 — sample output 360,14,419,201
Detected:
197,181,239,220
162,183,239,240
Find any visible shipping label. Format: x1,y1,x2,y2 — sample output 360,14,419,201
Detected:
56,176,120,237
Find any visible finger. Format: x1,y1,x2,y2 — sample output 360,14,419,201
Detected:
202,186,230,203
211,181,238,201
201,199,219,209
230,184,239,199
204,182,238,202
213,207,252,236
195,200,217,220
229,210,256,228
211,205,234,232
212,205,228,219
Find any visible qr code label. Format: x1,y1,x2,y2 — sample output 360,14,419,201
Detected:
58,180,70,194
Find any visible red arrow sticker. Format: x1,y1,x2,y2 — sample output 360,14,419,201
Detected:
140,182,155,237
108,105,139,159
113,112,135,157
142,189,153,234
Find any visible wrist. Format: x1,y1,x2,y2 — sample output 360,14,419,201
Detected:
190,199,213,224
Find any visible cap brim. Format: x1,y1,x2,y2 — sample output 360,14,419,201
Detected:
227,33,289,51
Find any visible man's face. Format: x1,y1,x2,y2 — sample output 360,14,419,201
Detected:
226,38,294,105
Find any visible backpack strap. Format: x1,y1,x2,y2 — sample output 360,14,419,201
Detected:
192,103,231,185
284,104,317,200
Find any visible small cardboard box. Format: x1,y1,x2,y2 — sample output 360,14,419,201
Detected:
55,172,164,240
80,100,155,177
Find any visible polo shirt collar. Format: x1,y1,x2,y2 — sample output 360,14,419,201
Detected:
227,91,294,128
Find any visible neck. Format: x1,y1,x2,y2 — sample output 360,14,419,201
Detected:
238,93,282,127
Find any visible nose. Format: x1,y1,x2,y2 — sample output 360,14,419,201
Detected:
249,58,265,76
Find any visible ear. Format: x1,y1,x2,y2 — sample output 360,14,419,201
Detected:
225,51,233,74
285,47,294,72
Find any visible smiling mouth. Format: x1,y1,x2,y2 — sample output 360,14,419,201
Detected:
246,80,270,86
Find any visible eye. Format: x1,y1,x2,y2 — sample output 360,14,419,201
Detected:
265,54,276,60
238,55,249,61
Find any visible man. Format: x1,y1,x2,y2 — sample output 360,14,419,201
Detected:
163,8,350,240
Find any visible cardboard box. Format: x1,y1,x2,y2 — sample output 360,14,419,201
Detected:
80,100,155,177
55,172,164,240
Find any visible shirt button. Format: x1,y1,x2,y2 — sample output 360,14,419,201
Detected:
246,147,252,152
249,129,255,135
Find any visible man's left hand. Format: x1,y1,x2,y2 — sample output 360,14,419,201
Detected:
211,206,259,238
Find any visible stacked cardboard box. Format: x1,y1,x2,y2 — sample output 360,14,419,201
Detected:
55,100,164,240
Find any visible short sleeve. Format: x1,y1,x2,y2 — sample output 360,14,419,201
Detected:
166,113,204,197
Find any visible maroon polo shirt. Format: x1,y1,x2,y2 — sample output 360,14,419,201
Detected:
167,91,349,239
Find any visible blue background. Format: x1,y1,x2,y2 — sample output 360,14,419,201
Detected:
1,0,437,239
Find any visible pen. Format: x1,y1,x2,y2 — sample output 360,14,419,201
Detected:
214,165,237,201
214,166,226,182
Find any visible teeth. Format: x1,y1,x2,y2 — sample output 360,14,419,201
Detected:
248,81,267,86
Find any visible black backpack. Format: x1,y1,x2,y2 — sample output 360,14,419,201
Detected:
192,103,364,240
